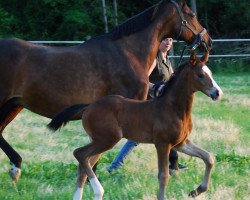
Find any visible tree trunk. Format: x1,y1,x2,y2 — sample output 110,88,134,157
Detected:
102,0,109,33
113,0,118,26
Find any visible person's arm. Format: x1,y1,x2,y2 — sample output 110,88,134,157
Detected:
148,59,157,76
149,82,154,90
148,81,166,98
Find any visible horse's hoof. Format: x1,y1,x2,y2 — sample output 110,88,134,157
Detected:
188,189,199,198
9,163,21,182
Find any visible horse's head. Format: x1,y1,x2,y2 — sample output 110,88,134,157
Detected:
160,0,212,52
188,52,223,101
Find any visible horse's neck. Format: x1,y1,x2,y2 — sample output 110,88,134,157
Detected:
118,27,160,73
160,72,195,119
117,12,174,74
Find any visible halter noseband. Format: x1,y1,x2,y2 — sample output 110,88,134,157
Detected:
170,0,208,66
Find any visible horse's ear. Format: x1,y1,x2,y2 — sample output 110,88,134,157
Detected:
176,0,186,7
200,51,209,63
189,51,197,66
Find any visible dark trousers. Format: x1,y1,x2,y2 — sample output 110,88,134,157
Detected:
169,149,178,169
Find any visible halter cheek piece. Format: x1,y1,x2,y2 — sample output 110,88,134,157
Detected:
154,1,209,98
170,0,208,66
170,0,207,49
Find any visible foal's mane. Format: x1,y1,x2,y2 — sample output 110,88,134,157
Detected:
110,2,164,40
158,61,189,98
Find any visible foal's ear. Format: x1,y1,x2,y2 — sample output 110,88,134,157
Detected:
189,51,197,66
200,51,209,63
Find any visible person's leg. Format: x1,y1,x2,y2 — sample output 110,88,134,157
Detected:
169,149,178,171
108,140,138,173
169,149,188,175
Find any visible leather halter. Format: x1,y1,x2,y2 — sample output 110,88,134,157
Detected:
170,0,207,51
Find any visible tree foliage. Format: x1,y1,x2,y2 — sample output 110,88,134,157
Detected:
0,0,248,40
197,0,249,38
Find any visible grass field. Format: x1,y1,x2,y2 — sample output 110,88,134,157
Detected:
0,73,249,200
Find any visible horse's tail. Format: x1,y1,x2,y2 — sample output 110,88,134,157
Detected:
47,104,89,132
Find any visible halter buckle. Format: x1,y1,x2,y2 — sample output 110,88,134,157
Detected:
182,20,187,26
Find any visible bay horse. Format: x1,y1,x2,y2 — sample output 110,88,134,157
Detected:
0,0,212,182
48,52,222,200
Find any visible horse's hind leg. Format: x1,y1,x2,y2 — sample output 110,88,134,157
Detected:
73,138,119,200
175,139,214,197
0,97,23,182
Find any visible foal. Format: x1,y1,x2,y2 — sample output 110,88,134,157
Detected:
48,52,222,200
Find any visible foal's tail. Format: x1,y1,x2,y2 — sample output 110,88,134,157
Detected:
47,104,88,132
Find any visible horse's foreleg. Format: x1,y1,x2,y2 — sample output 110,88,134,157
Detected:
0,99,23,182
155,143,171,200
175,139,214,197
0,137,22,182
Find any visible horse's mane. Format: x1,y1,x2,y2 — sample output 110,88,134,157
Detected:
157,61,188,98
109,2,162,40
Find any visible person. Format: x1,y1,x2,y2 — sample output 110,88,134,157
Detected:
108,38,188,175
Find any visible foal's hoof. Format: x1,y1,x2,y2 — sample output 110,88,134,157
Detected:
9,163,21,182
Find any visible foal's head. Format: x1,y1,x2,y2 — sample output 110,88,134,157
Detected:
187,52,223,101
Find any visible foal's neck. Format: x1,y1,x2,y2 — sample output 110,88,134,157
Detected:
159,71,195,119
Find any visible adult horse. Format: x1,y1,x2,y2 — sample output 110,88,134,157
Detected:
48,52,223,200
0,0,212,182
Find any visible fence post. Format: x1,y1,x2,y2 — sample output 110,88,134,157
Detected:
190,0,197,15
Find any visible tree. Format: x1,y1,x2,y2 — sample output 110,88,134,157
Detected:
0,0,248,40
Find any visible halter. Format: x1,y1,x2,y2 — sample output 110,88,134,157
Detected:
170,0,208,66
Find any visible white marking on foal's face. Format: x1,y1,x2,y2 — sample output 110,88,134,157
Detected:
202,65,223,100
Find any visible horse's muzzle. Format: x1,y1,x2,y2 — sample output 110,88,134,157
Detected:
204,38,213,51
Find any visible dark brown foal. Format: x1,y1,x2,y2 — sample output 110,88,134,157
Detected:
48,52,222,200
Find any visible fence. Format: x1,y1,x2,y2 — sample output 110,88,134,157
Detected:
30,39,250,59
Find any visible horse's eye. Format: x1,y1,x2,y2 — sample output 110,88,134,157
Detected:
198,74,204,79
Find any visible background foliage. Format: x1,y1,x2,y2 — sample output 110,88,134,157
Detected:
0,0,249,40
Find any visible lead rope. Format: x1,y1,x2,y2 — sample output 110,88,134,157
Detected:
177,44,187,67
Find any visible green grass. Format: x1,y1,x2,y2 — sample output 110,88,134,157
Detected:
0,73,249,200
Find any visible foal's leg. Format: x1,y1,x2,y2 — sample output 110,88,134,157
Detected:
155,143,171,200
73,138,119,200
0,98,23,182
73,154,102,200
175,139,214,197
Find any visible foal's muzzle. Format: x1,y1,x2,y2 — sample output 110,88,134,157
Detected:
209,87,222,101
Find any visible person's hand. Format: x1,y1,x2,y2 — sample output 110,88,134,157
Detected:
149,81,165,98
